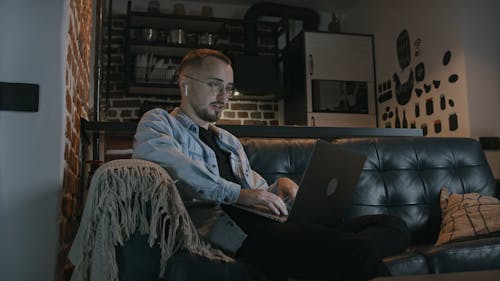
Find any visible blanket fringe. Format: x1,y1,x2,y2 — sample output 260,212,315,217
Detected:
68,159,232,281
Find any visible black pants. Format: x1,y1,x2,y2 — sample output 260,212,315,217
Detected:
222,205,410,281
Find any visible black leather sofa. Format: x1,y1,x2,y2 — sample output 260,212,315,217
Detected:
116,136,500,280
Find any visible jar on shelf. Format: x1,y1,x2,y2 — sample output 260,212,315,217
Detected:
168,29,186,45
201,6,213,17
199,32,216,46
185,33,198,45
147,1,160,14
173,3,185,15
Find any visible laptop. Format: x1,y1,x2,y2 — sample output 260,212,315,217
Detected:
233,139,367,225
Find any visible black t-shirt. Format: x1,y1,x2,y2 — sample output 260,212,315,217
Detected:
198,127,239,184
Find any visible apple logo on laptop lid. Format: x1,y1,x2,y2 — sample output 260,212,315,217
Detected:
326,178,338,196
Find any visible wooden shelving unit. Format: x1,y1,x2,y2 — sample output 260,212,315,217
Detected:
123,1,284,97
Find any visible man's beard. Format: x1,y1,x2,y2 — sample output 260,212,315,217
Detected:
195,103,222,122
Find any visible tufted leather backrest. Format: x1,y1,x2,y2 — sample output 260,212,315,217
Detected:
240,138,318,185
240,137,496,245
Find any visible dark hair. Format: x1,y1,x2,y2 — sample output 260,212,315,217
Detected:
178,49,231,75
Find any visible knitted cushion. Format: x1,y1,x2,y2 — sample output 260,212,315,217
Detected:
435,188,500,246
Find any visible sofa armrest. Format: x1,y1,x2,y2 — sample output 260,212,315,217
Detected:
383,251,430,276
422,236,500,274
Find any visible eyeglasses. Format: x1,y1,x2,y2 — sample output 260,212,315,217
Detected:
183,74,236,97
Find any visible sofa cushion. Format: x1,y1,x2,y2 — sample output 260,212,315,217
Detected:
436,188,500,246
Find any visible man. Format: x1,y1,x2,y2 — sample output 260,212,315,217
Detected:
133,49,409,280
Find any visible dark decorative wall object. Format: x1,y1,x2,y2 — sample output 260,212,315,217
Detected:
376,29,461,136
415,63,425,82
397,30,411,69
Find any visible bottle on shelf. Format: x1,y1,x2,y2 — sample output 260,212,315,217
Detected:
328,12,341,33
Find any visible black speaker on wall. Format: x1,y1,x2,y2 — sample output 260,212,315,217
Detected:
0,82,39,112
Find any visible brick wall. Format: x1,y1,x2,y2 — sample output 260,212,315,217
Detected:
56,0,93,280
221,101,280,125
102,16,282,125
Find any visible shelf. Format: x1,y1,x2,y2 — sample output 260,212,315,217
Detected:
129,12,240,33
122,1,284,102
232,94,281,101
129,44,197,57
131,82,177,88
128,83,281,100
128,42,279,57
82,120,138,133
128,11,280,33
82,119,423,138
128,84,180,96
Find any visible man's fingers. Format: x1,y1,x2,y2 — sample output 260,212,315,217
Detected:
261,192,287,216
238,189,288,216
276,177,299,201
269,193,288,216
266,202,280,215
276,200,288,216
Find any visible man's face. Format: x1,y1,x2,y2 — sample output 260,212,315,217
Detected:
182,57,234,123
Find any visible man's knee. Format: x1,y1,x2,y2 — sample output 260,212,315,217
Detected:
382,215,409,232
370,215,411,256
381,215,411,247
349,214,411,257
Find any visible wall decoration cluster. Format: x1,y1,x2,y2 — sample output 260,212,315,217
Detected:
377,29,460,136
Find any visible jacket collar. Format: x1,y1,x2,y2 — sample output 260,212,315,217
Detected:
171,107,222,137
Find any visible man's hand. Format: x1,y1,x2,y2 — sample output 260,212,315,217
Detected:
237,189,288,216
274,177,299,202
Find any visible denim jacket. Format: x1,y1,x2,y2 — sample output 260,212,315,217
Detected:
133,108,269,254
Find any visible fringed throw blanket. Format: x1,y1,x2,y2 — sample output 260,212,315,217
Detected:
68,159,232,281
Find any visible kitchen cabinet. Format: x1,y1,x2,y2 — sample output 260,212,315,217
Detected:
123,1,283,97
283,31,377,127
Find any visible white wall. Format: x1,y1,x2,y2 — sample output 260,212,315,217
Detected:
459,0,500,138
342,0,500,176
459,0,500,177
342,0,470,137
0,0,67,280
